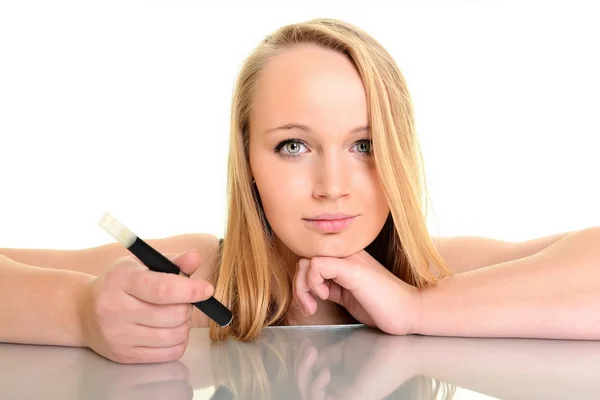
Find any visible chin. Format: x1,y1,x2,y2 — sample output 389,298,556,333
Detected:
286,234,373,259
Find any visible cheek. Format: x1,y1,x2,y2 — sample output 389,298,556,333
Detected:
371,180,390,217
252,158,391,257
357,166,389,212
256,174,307,228
359,172,390,234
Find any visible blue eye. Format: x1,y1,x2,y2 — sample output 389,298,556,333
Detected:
274,139,307,159
273,138,373,159
354,140,372,154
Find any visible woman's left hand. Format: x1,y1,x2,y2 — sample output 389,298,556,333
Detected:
293,250,422,335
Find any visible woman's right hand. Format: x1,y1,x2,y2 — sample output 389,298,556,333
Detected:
79,250,214,364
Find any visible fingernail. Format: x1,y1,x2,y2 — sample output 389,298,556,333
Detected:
205,285,214,297
299,258,310,268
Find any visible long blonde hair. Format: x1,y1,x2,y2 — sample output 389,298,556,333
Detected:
209,18,454,341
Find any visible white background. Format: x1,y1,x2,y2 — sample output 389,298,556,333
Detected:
1,1,597,399
1,1,599,251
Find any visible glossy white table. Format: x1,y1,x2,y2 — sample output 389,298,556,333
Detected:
1,324,599,399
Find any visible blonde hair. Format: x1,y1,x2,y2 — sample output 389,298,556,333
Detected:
209,18,454,341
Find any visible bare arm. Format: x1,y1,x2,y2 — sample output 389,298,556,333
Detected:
0,233,220,349
0,254,93,346
0,233,220,276
432,230,574,274
420,226,600,340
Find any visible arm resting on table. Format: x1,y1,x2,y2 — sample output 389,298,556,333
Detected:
420,227,600,340
0,254,93,346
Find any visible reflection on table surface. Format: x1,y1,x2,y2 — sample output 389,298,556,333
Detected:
1,324,600,399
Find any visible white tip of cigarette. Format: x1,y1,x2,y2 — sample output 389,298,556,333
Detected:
98,212,136,247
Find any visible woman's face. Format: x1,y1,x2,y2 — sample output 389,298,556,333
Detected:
248,43,390,259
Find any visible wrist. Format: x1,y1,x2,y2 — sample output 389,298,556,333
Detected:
392,278,425,336
415,276,454,336
411,284,425,336
72,273,95,347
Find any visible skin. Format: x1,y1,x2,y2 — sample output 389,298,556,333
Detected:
248,43,391,322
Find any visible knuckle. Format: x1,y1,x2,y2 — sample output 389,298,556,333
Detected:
108,255,134,269
308,269,319,285
155,326,172,343
188,282,207,301
174,304,192,322
111,352,127,363
164,306,188,328
104,264,123,282
153,279,172,300
111,348,136,364
105,257,139,282
106,256,124,269
174,323,190,344
155,322,189,345
94,292,116,317
170,343,187,360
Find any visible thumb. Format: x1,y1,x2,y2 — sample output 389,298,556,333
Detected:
165,250,202,276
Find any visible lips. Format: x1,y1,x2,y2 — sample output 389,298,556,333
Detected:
303,213,357,233
305,213,355,221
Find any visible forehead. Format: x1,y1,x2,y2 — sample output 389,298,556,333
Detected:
250,44,368,135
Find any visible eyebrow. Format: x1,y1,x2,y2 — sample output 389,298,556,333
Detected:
263,123,370,136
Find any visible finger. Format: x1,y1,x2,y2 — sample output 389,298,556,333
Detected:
309,368,331,400
306,259,352,306
124,269,214,305
112,341,189,364
307,260,328,300
327,281,344,306
128,319,190,348
294,258,318,315
129,298,193,328
308,257,361,293
313,343,337,371
309,257,388,325
290,296,304,315
171,250,203,277
293,338,311,372
296,340,318,397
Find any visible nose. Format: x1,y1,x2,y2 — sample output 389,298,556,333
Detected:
312,150,351,200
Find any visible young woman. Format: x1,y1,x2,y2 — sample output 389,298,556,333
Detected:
1,18,599,364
